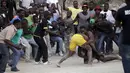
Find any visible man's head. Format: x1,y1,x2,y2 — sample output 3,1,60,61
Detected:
44,11,51,20
89,1,95,10
79,26,87,33
39,7,44,15
25,9,30,17
21,19,28,28
52,21,57,26
29,8,35,14
1,1,6,7
95,6,102,15
67,10,72,18
104,3,109,11
51,3,56,9
13,19,21,29
33,15,39,23
82,4,88,12
16,9,25,18
73,1,79,8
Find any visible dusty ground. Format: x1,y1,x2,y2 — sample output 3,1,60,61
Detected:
6,56,123,73
6,42,124,73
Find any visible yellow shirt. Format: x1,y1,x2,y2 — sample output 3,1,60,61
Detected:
69,34,87,51
68,7,82,25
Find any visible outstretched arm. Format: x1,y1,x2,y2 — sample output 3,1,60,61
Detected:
13,0,17,11
19,0,27,9
63,0,69,11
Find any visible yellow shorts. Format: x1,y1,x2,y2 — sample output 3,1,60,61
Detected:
69,34,87,51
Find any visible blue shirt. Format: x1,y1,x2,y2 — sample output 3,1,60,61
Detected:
10,16,21,24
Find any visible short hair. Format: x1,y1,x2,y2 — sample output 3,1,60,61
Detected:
104,2,109,6
89,1,94,4
43,11,51,18
80,26,86,30
21,19,28,23
16,9,24,14
73,1,78,3
13,19,21,24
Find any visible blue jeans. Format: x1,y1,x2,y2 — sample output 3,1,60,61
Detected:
0,43,9,73
51,37,63,53
120,44,130,73
9,46,24,68
97,33,112,53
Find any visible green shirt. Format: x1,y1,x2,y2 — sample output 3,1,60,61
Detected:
24,16,37,39
11,29,23,44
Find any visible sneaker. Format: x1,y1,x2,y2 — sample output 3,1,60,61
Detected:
58,52,64,57
34,61,40,65
43,61,51,65
11,67,20,72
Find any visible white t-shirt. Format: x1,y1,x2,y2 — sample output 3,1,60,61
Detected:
100,10,115,24
20,0,34,9
47,0,58,4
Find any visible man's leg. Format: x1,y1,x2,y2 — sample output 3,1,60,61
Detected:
97,33,106,53
27,38,39,59
44,35,52,56
51,37,64,56
81,44,92,65
78,47,88,64
106,37,113,54
57,51,75,67
34,37,48,63
9,46,24,71
0,44,9,73
120,44,130,73
21,37,32,62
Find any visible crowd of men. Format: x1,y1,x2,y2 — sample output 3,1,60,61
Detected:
0,0,130,73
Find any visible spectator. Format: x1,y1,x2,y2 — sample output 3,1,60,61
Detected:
49,3,60,22
23,9,38,60
64,10,74,52
100,3,115,54
34,11,51,64
10,9,25,23
88,1,96,18
6,0,17,20
94,6,102,22
8,20,26,72
49,21,64,56
0,0,9,28
73,4,90,32
0,19,21,73
100,3,115,24
63,0,82,33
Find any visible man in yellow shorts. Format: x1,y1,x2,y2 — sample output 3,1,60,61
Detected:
57,26,92,67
